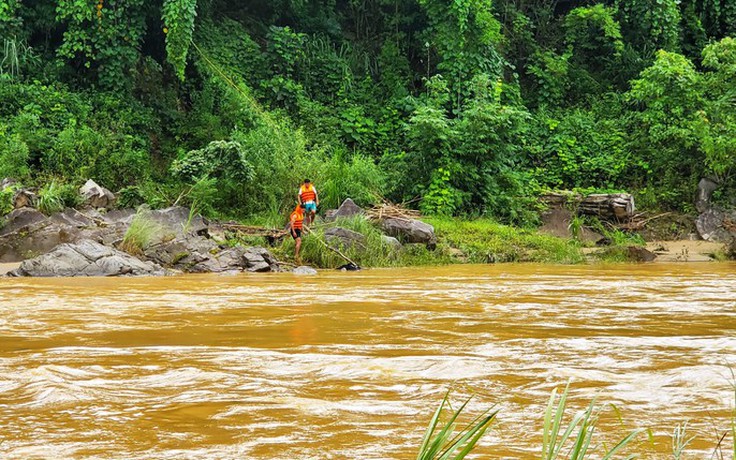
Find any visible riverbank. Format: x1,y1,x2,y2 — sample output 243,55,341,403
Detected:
2,202,731,277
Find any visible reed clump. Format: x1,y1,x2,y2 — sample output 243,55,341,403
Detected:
119,208,163,256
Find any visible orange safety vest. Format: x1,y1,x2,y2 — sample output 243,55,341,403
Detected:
291,210,304,230
300,184,316,203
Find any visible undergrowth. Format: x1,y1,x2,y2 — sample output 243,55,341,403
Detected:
270,215,584,268
427,218,585,264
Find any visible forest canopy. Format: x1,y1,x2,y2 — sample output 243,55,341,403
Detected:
0,0,734,223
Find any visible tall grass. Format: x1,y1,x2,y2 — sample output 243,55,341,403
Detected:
427,217,585,264
120,208,163,255
37,181,81,215
276,215,453,267
541,385,641,460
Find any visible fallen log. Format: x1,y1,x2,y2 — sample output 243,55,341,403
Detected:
577,194,635,220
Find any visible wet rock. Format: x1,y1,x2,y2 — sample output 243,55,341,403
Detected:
333,198,363,219
336,262,360,271
293,266,317,275
325,227,365,248
626,246,657,262
243,246,280,272
381,234,401,250
8,240,164,277
79,179,116,209
695,209,736,242
380,218,436,246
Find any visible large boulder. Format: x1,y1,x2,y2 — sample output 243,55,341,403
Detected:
324,227,365,248
8,240,164,277
695,177,720,213
695,209,736,242
146,206,208,242
143,234,219,271
79,179,116,209
333,198,363,220
242,246,280,272
380,218,436,245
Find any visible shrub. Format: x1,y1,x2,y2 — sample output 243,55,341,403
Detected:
37,181,79,215
171,140,255,214
0,133,30,179
0,185,14,216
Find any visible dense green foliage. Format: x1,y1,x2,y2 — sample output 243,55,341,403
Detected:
1,0,734,222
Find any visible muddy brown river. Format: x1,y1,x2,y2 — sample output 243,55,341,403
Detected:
1,263,735,459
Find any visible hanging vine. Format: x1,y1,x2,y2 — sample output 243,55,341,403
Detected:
162,0,197,81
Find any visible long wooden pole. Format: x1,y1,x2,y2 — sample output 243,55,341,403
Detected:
304,225,359,267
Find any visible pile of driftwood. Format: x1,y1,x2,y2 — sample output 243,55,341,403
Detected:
365,202,421,221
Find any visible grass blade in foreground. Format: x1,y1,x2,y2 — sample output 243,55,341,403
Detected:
541,384,642,460
417,393,497,460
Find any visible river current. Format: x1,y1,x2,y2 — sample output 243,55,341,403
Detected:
1,263,735,459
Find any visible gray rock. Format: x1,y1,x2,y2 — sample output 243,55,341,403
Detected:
0,208,62,262
380,218,436,245
696,208,736,242
8,240,164,277
79,179,116,209
243,246,280,272
325,227,365,248
381,234,402,250
0,208,46,236
333,198,363,219
696,177,720,213
1,178,17,189
147,206,208,240
102,209,136,225
293,266,318,275
49,208,96,228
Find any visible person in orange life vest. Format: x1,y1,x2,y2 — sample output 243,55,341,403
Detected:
298,179,319,226
290,204,306,264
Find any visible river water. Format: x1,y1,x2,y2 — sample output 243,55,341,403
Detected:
1,263,735,459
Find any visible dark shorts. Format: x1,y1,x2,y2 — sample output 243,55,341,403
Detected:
292,228,302,239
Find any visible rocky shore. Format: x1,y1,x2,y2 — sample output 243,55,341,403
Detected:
0,180,438,277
